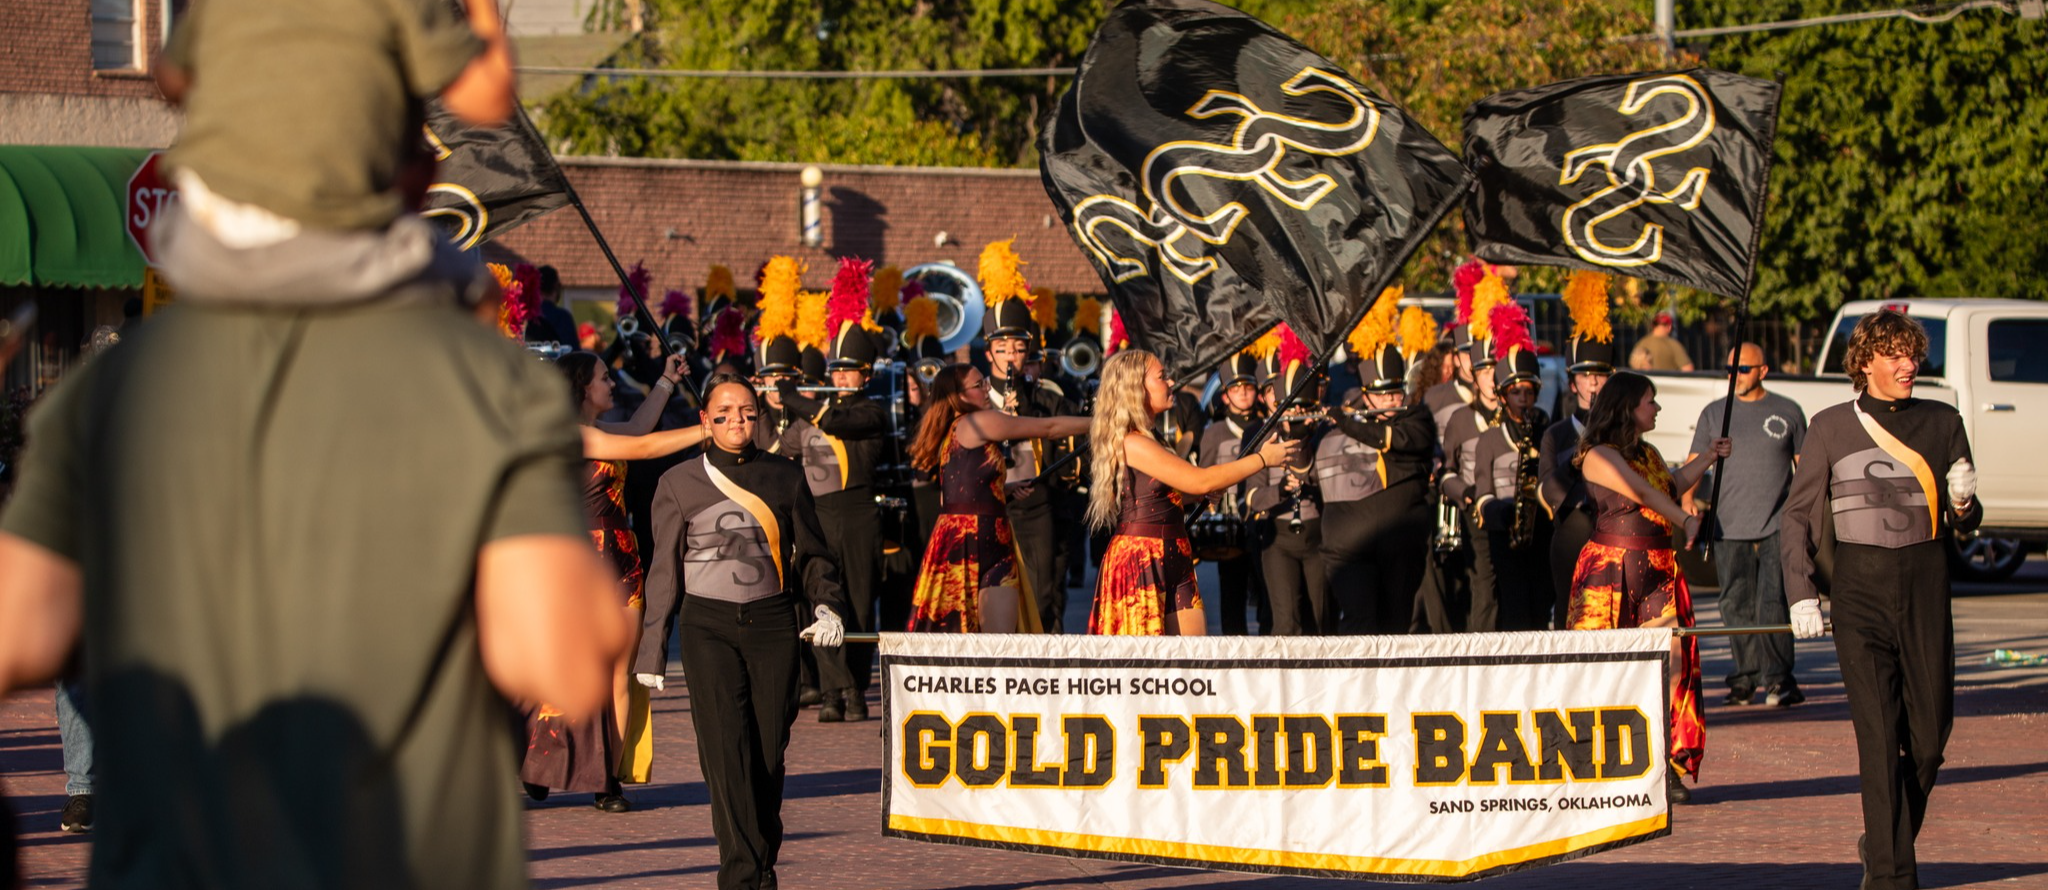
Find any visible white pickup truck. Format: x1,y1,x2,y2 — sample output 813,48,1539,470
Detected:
1643,298,2048,581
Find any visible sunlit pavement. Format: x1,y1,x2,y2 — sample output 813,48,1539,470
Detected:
6,562,2044,889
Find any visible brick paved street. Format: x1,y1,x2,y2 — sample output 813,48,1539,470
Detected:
7,562,2045,889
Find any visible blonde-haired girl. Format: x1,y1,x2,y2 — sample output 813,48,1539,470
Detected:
1087,350,1293,635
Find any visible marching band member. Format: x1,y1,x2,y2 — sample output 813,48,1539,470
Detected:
1568,371,1728,804
1243,330,1327,635
748,258,849,708
1539,271,1616,628
1196,351,1267,634
1438,266,1512,631
978,241,1080,632
1320,293,1439,635
906,365,1090,633
1468,302,1552,631
633,374,850,890
1088,350,1292,636
1780,310,1979,889
770,259,893,721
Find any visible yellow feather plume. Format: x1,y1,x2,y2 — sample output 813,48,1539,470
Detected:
870,265,902,317
796,289,830,350
1244,325,1284,360
1562,270,1614,344
1029,286,1059,331
1468,270,1510,343
1073,296,1103,335
978,238,1029,306
756,256,804,343
705,264,736,302
902,296,940,343
1347,286,1402,360
1398,306,1439,359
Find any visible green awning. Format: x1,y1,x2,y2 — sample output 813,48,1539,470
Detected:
0,145,157,290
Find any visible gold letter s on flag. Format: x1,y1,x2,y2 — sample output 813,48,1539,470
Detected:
1557,75,1716,268
1073,68,1380,285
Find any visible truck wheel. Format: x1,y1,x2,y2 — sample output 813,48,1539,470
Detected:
1947,535,2027,583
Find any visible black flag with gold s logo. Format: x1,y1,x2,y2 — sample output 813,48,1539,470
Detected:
1039,0,1470,381
1462,69,1781,300
420,102,570,250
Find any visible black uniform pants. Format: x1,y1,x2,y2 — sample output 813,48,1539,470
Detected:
1476,500,1551,632
1260,517,1325,635
1007,486,1066,633
1213,553,1262,635
1322,482,1429,635
1548,506,1594,630
816,488,878,693
680,594,803,890
1833,541,1953,890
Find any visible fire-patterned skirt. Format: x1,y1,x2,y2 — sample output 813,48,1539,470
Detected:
1089,528,1202,636
1567,539,1705,779
909,511,1041,633
520,520,651,792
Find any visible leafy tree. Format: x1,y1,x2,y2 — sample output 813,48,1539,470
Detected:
1280,0,1669,297
1694,0,2048,315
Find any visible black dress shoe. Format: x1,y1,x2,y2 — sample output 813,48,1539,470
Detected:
798,686,824,708
1723,686,1755,706
593,791,631,813
523,782,550,802
844,691,869,722
818,696,846,723
1667,770,1693,804
59,795,92,834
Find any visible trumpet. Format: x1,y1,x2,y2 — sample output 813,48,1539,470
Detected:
912,356,945,386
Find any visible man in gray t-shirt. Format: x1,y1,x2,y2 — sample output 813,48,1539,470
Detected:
1684,343,1809,706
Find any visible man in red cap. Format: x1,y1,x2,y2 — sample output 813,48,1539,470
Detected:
1630,311,1696,371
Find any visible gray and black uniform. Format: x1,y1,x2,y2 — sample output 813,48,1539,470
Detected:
1538,412,1592,629
1318,404,1436,634
638,446,850,890
1198,411,1266,634
1438,399,1500,632
1780,394,1979,890
780,385,890,694
988,376,1076,632
1245,425,1326,635
1469,406,1551,631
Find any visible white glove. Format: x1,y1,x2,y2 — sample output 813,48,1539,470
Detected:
799,605,844,648
1947,457,1976,507
635,673,665,691
1789,600,1826,639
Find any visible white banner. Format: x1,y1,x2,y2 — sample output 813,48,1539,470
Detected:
879,630,1673,882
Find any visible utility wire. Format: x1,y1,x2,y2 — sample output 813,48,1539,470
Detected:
516,0,2021,81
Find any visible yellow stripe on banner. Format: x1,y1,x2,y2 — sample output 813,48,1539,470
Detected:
1854,406,1939,537
886,813,1668,878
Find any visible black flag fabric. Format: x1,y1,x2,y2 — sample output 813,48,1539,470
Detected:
1039,0,1470,382
1463,68,1781,300
420,103,571,249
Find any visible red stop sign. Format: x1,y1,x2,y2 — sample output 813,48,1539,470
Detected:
126,151,178,265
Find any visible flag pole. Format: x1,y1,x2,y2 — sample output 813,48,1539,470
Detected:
521,106,666,347
1694,79,1784,554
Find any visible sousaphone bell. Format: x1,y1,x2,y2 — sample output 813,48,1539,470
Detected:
903,262,984,354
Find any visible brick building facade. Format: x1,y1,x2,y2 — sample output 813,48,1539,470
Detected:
486,157,1105,300
0,0,182,148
